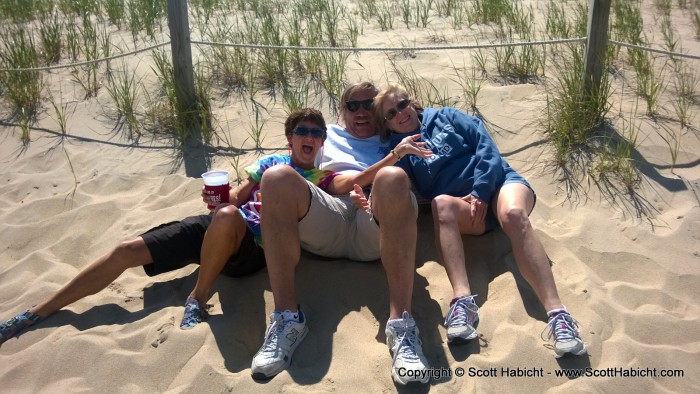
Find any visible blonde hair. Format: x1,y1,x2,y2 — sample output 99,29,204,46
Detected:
374,84,422,141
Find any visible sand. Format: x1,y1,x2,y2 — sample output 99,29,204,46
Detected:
1,0,700,392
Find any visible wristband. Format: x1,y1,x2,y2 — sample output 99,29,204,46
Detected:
391,149,401,160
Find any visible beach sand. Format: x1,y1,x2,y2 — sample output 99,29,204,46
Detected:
1,0,700,392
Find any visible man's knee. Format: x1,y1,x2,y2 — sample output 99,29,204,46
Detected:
260,165,304,192
374,167,411,192
372,167,411,210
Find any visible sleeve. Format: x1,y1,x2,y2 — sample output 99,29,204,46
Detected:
245,155,286,183
451,109,503,202
316,170,339,191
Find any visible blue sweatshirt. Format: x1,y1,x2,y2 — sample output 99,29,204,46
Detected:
389,107,516,203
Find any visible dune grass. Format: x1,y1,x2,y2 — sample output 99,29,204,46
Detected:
0,0,695,191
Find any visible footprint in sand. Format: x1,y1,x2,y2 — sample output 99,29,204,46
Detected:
151,316,175,348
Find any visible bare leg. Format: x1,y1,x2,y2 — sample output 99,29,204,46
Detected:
259,166,311,312
188,205,247,304
431,195,486,299
30,237,153,318
370,167,417,320
494,183,563,312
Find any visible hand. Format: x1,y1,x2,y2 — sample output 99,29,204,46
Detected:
349,184,370,213
462,194,487,226
395,134,433,159
201,185,233,210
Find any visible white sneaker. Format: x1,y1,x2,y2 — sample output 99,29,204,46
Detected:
385,311,430,386
444,295,480,344
251,309,308,379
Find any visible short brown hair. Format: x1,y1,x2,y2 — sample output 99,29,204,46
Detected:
284,108,326,139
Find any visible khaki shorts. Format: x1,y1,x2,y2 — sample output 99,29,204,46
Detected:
299,181,418,261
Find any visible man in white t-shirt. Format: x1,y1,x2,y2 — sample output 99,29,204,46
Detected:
251,82,431,386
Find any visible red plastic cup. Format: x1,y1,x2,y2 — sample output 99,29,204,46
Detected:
202,170,230,209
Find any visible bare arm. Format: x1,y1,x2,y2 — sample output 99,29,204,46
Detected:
326,134,432,194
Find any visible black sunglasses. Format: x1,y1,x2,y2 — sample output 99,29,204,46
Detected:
384,99,411,121
293,126,326,138
345,99,373,112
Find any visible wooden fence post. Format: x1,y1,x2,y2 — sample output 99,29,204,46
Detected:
583,0,611,96
167,0,206,177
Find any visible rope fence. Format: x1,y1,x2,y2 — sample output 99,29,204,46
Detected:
0,37,697,73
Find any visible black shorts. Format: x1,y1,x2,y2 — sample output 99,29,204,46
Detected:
140,214,265,278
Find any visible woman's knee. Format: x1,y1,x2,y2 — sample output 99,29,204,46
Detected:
112,237,151,267
213,204,244,226
498,204,531,234
431,195,457,221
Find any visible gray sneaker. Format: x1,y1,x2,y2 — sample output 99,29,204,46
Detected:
444,295,479,344
385,311,430,386
251,309,308,379
542,311,587,357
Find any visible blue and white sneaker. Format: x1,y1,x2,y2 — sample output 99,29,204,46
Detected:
180,296,209,329
1,309,42,344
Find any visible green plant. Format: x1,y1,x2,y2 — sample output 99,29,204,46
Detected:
415,0,433,28
544,45,612,164
281,79,310,115
377,8,394,31
194,65,214,144
47,85,74,134
105,64,142,141
632,50,664,116
39,9,62,65
320,51,348,101
400,0,411,28
104,0,125,28
452,61,483,113
65,20,81,61
247,101,268,150
0,25,43,119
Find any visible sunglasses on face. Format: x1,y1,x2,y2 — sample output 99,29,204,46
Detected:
384,99,410,121
293,126,326,138
345,99,374,112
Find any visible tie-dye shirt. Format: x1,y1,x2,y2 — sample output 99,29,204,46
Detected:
239,154,337,246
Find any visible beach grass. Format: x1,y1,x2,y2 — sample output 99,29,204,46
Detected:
0,0,696,189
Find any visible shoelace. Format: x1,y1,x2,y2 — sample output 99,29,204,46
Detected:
392,312,421,363
541,313,580,342
261,315,284,352
444,295,478,327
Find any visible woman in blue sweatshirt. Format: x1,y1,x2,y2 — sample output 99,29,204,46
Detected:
370,84,586,358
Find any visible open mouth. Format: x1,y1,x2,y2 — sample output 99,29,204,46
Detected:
301,144,314,154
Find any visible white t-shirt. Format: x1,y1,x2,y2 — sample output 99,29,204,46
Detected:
316,124,391,175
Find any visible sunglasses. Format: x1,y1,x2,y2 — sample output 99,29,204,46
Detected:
384,99,410,121
345,99,373,112
293,126,326,138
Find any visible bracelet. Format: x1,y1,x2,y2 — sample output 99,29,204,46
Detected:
391,149,401,160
